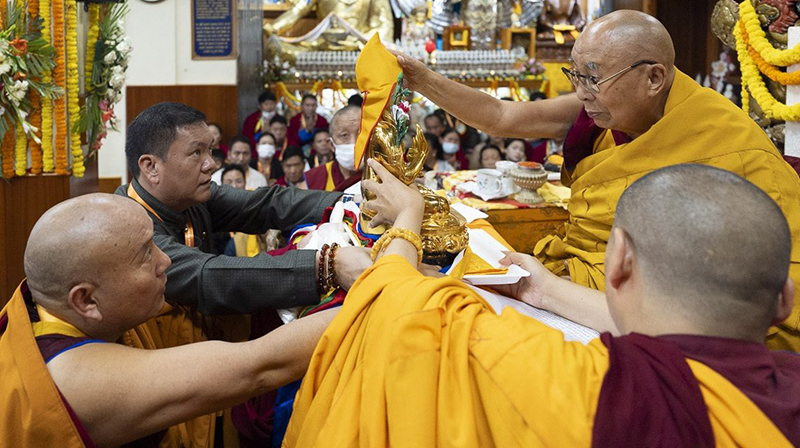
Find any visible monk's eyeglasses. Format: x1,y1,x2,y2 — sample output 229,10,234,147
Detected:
561,60,658,94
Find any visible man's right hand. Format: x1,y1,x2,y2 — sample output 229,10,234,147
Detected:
394,53,431,93
493,252,555,309
333,246,373,291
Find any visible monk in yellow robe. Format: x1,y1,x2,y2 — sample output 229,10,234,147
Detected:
0,194,336,447
395,10,800,351
285,162,799,446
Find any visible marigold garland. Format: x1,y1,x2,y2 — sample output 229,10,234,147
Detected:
84,4,99,92
742,84,750,115
40,0,54,172
1,130,12,178
52,0,67,174
739,0,800,67
66,0,84,177
735,21,800,121
28,0,43,174
740,21,800,85
14,123,26,176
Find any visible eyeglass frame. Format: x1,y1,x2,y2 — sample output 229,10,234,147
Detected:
561,60,658,94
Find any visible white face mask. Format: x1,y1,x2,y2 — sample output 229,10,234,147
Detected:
333,141,357,171
442,141,460,154
261,110,275,121
257,143,276,159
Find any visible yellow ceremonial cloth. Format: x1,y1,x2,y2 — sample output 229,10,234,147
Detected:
285,255,790,446
0,283,89,448
284,255,609,446
533,70,800,350
354,34,401,171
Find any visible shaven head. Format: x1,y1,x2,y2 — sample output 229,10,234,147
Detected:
580,10,675,76
24,194,170,340
571,10,676,137
607,165,792,340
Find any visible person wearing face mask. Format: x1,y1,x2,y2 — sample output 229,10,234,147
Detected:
210,136,268,189
423,132,455,173
441,127,468,170
305,106,363,192
255,132,281,183
288,94,330,148
243,91,280,146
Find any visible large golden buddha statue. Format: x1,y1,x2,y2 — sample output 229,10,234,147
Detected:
263,0,394,60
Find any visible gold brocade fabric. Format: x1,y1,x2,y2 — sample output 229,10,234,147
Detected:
533,70,800,350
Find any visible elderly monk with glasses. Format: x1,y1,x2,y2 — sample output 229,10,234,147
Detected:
395,9,800,351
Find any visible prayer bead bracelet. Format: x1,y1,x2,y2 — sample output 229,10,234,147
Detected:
317,244,330,294
326,243,340,291
370,228,423,264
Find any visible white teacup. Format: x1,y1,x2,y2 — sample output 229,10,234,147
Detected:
495,160,517,174
494,161,518,194
476,168,503,196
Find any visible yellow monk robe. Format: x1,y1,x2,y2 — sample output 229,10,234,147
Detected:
284,256,795,447
533,70,800,351
0,284,88,447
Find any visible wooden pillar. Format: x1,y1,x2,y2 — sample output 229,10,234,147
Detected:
0,175,71,303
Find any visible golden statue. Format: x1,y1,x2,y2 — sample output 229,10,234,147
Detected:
263,0,394,61
360,83,469,266
402,4,435,47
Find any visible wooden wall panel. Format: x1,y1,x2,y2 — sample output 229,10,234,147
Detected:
0,175,71,303
613,0,720,80
126,85,240,146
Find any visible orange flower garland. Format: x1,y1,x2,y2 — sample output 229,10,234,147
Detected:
1,131,12,178
12,0,25,177
52,0,67,175
741,21,800,85
66,0,84,177
28,0,43,174
40,0,54,172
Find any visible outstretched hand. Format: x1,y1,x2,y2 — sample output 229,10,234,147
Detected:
491,252,554,308
361,159,424,229
389,50,431,93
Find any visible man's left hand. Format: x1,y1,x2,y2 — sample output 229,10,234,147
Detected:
334,246,373,290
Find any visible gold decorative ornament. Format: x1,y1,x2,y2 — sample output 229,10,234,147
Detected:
361,76,469,266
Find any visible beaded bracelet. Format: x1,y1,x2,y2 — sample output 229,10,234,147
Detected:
326,243,340,291
370,228,423,264
317,244,330,294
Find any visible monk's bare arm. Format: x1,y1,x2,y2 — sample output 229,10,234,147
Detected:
46,308,337,448
540,275,619,335
398,54,584,139
498,253,618,334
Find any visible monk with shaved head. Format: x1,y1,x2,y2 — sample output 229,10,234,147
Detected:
0,194,336,447
285,163,800,446
397,10,800,351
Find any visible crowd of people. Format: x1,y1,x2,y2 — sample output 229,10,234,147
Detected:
2,9,800,448
209,85,562,200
